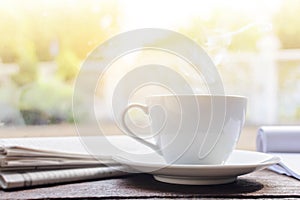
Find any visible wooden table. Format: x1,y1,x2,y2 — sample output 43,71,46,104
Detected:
1,125,299,199
0,170,300,199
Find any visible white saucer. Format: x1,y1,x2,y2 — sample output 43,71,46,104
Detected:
113,150,280,185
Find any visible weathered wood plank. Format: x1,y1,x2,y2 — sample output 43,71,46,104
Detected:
0,170,299,199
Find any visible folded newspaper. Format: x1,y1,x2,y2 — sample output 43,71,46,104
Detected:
256,126,300,180
0,136,131,189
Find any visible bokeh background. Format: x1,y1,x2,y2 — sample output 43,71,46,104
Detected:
0,0,299,127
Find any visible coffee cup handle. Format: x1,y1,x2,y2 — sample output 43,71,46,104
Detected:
121,103,161,153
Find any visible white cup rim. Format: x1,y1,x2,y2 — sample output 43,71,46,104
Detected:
146,94,247,99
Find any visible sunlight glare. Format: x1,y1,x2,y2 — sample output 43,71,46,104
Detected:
120,0,282,30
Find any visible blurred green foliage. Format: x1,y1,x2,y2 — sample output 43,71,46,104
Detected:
273,0,300,49
0,0,120,63
18,79,74,124
56,49,80,82
12,40,39,86
180,0,300,52
0,1,120,125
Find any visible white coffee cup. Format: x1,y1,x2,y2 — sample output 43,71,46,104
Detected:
121,95,247,165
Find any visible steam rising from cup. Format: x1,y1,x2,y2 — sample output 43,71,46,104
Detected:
205,22,273,65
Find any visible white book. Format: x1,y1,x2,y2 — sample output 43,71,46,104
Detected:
256,126,300,180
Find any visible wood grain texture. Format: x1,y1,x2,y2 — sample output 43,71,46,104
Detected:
1,170,299,199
